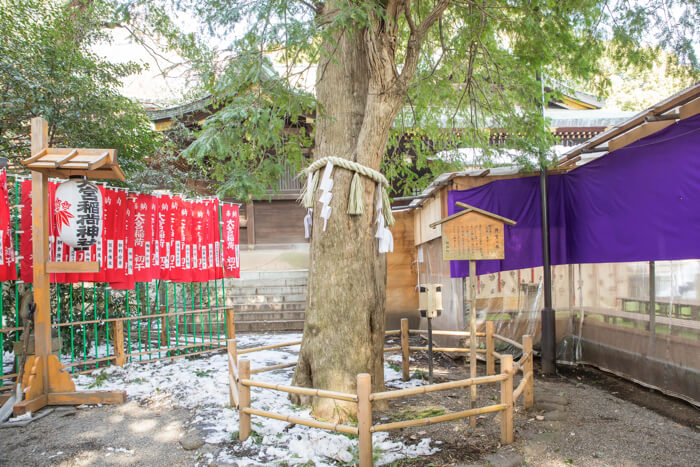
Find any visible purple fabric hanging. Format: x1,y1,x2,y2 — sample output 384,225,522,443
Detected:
449,113,700,277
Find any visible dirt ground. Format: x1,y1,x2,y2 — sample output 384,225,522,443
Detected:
380,335,700,466
1,334,698,466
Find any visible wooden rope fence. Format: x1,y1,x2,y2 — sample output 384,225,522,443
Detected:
227,319,535,467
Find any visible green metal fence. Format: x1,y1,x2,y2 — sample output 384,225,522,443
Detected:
1,176,233,389
1,279,230,388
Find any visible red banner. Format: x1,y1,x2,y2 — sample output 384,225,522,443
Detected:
14,180,237,287
111,194,136,290
0,171,16,281
221,204,240,278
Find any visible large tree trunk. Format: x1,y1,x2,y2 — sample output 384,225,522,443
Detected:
290,12,400,422
291,0,445,421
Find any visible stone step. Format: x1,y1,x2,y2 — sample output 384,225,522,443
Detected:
235,320,305,332
239,270,308,281
227,278,308,288
235,311,306,322
230,302,305,312
226,294,306,305
225,285,307,296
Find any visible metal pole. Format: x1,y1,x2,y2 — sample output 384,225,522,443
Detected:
649,261,656,337
427,317,433,384
540,166,556,375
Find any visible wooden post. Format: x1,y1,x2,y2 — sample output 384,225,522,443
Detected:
227,339,237,407
469,260,477,428
486,321,495,376
238,359,251,441
500,354,514,444
225,308,235,340
357,373,373,467
246,202,255,248
400,318,409,381
113,320,126,366
523,335,534,409
160,306,169,348
31,117,50,393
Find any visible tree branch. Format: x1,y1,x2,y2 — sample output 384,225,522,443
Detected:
396,0,451,92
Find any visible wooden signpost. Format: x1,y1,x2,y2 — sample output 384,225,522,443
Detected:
430,202,516,426
12,117,126,416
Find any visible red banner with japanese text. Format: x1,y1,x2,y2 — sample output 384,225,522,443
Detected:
220,203,240,278
15,183,234,286
111,194,136,290
19,179,32,283
0,171,16,281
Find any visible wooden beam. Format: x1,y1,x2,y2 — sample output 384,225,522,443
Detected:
46,261,100,274
238,360,251,441
557,83,700,166
88,152,110,170
500,354,514,444
46,355,76,393
55,149,79,167
357,373,372,467
608,120,674,152
112,321,126,366
645,112,679,122
47,390,126,405
580,146,608,154
21,148,47,165
12,394,48,416
679,97,700,120
246,202,255,246
430,202,517,228
31,117,50,395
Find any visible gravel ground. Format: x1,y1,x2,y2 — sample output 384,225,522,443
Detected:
0,401,201,466
1,334,698,466
383,335,700,466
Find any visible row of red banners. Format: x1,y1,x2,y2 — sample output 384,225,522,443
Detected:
0,173,240,287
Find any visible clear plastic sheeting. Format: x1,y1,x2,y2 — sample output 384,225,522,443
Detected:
416,242,700,405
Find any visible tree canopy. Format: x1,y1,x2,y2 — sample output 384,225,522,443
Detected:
0,0,160,178
117,0,698,199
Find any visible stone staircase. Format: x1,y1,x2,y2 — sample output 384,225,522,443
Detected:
226,270,308,332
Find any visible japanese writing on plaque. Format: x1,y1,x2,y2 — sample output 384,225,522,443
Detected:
76,181,101,248
441,212,505,260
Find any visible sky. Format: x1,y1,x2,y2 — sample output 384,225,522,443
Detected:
93,3,696,110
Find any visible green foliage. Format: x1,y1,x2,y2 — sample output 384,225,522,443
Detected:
0,0,160,178
117,0,699,197
88,370,110,388
583,46,698,111
181,53,315,200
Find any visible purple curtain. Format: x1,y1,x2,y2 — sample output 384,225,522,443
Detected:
449,113,700,277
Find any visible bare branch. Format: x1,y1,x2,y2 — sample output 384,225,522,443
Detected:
396,0,451,92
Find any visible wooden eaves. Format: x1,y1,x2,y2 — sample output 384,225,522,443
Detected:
556,83,700,169
429,202,517,228
21,148,125,181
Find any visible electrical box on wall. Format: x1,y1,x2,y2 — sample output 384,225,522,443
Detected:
419,284,442,318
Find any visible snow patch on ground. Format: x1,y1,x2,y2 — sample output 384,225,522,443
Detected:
75,332,439,466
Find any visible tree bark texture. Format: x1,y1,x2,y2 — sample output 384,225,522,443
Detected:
291,0,449,421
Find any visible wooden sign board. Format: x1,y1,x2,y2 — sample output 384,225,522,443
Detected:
429,202,516,261
441,211,505,260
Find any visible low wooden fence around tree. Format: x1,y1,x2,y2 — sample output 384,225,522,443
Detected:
228,318,534,467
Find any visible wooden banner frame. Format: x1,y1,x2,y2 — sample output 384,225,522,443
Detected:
13,117,126,416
